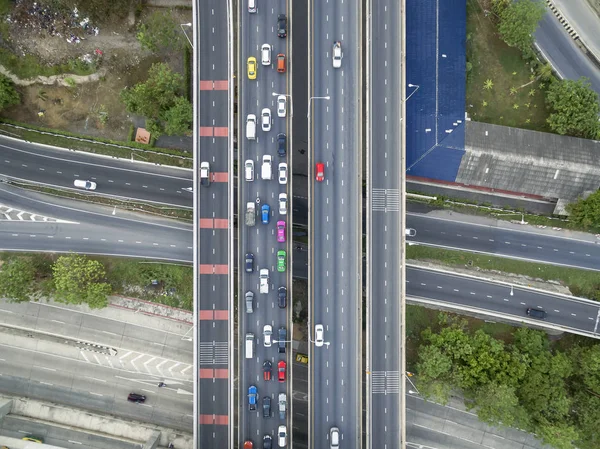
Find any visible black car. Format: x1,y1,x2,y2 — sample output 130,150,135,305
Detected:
278,327,286,353
277,14,287,38
277,133,286,157
526,308,547,319
278,286,287,309
245,253,254,273
127,393,146,403
262,396,271,418
263,435,272,449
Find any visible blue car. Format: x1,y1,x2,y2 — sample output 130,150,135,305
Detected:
248,385,258,411
261,204,270,224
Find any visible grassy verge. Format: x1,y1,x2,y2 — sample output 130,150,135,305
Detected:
0,48,96,79
407,245,600,300
466,0,550,131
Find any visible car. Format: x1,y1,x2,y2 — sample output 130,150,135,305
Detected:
277,425,287,447
22,437,43,443
278,286,287,308
278,327,286,353
244,441,254,449
277,53,286,72
261,108,271,131
261,43,271,65
278,193,288,215
277,14,287,38
263,360,272,381
277,132,286,157
261,204,271,224
263,324,273,347
262,396,271,418
74,179,97,190
277,95,286,117
278,360,286,382
278,163,288,185
127,393,146,403
248,0,257,13
277,220,286,243
277,250,286,272
315,162,325,182
245,253,254,273
527,308,547,319
245,291,254,313
263,435,273,449
330,427,340,448
200,161,210,187
405,228,417,237
278,393,287,419
248,385,258,410
247,56,257,79
315,324,324,347
332,41,342,68
245,159,255,181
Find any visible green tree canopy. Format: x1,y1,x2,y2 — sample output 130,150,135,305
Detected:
52,254,111,309
566,190,600,230
470,383,528,428
162,96,193,136
137,11,187,53
498,0,545,55
546,78,600,138
0,257,36,302
0,74,20,111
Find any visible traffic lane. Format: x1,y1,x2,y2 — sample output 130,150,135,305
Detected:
408,214,600,271
407,266,600,334
535,10,600,95
552,0,600,61
292,358,309,448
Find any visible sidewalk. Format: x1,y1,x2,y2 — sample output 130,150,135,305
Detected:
551,0,600,63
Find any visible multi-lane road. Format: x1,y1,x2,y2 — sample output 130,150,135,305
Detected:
309,0,363,447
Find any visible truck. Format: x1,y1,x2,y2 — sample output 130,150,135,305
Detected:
245,202,256,227
261,155,272,180
246,114,256,140
259,268,269,294
278,393,286,419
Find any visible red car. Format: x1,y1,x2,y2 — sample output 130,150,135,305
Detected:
263,360,272,381
278,360,286,382
315,162,325,182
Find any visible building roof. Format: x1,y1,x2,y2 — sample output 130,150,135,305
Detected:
457,122,600,200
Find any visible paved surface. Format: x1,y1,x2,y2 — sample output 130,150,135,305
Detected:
238,1,293,447
309,0,363,447
551,0,600,62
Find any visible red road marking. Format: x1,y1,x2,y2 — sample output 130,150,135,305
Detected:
213,264,228,274
214,415,228,425
198,310,214,320
199,218,214,228
214,219,228,229
199,369,214,378
213,310,228,320
198,368,229,379
199,264,228,274
212,172,228,182
199,264,214,274
214,127,228,136
199,127,213,136
214,369,229,378
199,81,213,90
213,80,228,90
198,414,229,425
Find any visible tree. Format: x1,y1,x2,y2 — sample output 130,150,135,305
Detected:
52,254,111,309
0,74,20,110
546,78,600,139
137,11,186,53
566,190,600,230
0,257,36,302
536,420,579,449
471,383,528,428
498,0,545,55
162,96,193,135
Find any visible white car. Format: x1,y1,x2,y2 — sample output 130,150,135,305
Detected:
279,193,288,215
263,324,273,347
277,95,287,117
200,161,210,187
261,43,271,65
405,228,417,237
261,108,271,131
278,425,287,447
332,41,342,68
278,163,288,185
315,324,324,347
245,159,254,181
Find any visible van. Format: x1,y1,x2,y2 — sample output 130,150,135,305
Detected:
261,155,272,180
74,179,96,190
330,427,340,448
246,114,256,140
248,0,256,13
245,159,254,181
245,333,254,359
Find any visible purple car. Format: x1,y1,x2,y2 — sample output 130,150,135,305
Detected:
277,220,286,243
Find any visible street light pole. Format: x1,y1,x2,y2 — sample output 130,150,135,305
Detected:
307,95,331,118
180,23,193,48
404,83,420,102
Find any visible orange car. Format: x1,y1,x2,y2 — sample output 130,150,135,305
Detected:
277,53,286,73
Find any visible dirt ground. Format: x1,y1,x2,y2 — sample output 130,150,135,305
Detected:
0,3,192,141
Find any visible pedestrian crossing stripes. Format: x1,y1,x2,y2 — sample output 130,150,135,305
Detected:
372,189,400,212
199,341,229,365
371,370,400,394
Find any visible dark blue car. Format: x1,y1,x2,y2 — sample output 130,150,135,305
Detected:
261,204,270,224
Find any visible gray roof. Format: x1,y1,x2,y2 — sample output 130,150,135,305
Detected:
457,121,600,200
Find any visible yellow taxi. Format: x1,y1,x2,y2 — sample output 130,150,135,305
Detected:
247,56,257,80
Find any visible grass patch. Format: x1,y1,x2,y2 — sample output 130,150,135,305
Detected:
407,245,600,300
0,48,96,79
466,0,550,131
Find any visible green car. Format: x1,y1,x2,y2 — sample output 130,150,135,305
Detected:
277,250,286,272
